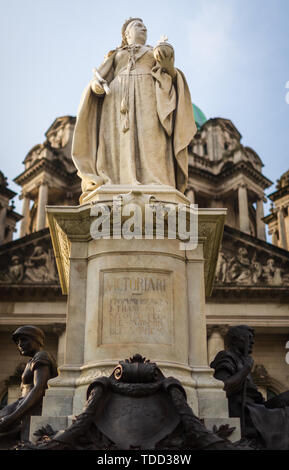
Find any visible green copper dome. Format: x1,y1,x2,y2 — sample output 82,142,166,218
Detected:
192,104,207,130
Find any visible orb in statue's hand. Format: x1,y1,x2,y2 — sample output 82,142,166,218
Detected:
153,43,175,77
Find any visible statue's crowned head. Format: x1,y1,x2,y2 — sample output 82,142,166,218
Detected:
121,18,146,46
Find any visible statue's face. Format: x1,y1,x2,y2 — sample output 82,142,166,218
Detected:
235,330,255,355
267,258,275,269
239,247,248,257
16,335,40,357
125,20,147,45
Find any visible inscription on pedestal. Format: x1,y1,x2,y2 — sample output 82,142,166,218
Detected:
100,270,173,345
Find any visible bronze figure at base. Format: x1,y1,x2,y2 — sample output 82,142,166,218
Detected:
19,354,249,451
0,325,57,447
211,325,289,449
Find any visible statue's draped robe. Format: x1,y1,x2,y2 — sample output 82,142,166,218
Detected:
72,45,197,197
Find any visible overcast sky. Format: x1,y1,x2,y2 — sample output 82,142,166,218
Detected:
0,0,288,229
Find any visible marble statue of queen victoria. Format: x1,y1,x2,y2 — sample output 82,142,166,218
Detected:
72,18,197,201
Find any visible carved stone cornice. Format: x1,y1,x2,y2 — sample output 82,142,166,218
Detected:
5,208,22,222
188,160,272,190
0,185,17,200
47,203,226,297
14,158,79,187
268,183,289,202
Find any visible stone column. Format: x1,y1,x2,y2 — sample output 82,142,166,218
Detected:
207,325,229,365
20,194,30,237
256,198,266,241
186,246,229,419
238,184,250,234
277,207,288,250
0,205,7,244
64,243,87,367
36,183,48,231
186,188,195,205
43,241,88,417
52,325,66,368
271,229,278,246
186,246,208,368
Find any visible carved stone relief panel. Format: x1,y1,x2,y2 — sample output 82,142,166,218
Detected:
0,235,58,285
215,236,289,286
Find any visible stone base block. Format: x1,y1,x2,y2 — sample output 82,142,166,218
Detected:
42,388,75,416
29,415,74,444
192,366,229,418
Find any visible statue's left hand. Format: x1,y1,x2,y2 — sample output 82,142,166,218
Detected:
154,44,176,78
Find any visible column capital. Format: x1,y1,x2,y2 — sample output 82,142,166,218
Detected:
52,324,66,336
37,180,50,190
207,324,230,338
19,191,31,200
276,206,287,215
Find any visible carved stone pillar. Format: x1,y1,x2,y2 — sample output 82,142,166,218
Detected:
36,183,48,231
186,246,208,369
20,193,31,237
238,184,250,234
207,325,229,365
256,198,266,241
0,205,7,244
52,325,66,369
186,188,195,205
277,207,288,250
271,229,278,246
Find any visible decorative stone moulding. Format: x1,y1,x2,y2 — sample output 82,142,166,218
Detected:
47,186,226,297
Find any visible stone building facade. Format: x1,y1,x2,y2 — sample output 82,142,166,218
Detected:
0,110,289,410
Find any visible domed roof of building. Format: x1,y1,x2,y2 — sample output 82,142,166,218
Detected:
192,104,207,130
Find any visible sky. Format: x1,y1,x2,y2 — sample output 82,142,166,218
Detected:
0,0,288,233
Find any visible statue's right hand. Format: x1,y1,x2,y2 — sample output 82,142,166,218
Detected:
90,78,105,95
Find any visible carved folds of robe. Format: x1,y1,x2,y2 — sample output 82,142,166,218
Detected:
72,45,197,197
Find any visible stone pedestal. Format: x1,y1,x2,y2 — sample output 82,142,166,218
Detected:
30,186,237,441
